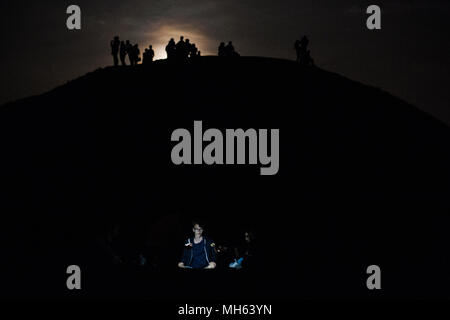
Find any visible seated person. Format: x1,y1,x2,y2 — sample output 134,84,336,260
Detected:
178,221,217,269
229,230,255,269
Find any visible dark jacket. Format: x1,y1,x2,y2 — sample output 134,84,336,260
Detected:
180,236,216,267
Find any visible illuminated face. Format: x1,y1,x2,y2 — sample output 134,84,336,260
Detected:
193,224,203,237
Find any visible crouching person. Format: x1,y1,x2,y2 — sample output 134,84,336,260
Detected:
178,221,217,269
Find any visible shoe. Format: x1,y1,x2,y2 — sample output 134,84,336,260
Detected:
229,259,243,269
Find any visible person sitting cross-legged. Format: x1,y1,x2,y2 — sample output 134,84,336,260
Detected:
178,221,217,269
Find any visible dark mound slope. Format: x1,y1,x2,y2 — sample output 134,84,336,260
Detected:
1,57,449,298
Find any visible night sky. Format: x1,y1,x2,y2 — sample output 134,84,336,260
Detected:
1,0,449,125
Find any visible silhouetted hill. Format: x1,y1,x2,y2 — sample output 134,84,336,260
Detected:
1,56,449,299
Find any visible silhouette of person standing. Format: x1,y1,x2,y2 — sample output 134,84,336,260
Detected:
148,45,155,62
134,44,141,65
305,49,314,66
225,41,239,57
295,36,310,65
190,43,198,58
294,40,301,62
176,36,185,60
166,38,176,60
143,48,149,65
143,45,154,65
119,41,127,66
129,45,135,66
125,40,132,65
225,41,234,56
218,42,226,57
300,36,309,50
128,43,140,66
184,39,192,59
110,36,120,66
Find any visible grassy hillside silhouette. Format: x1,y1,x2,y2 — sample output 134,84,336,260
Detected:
0,56,449,299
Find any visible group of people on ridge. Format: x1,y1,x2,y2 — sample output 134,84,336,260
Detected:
165,36,201,61
110,36,155,66
111,34,314,66
218,41,240,57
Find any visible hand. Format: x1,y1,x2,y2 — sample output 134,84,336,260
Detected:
178,262,186,268
204,262,216,269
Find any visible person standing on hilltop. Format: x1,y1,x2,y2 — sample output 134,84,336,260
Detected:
295,35,312,65
119,41,127,66
143,48,149,65
294,39,301,62
305,49,314,66
224,41,234,56
128,44,141,66
176,36,186,60
125,40,132,64
133,44,141,65
190,43,198,58
218,42,226,56
148,45,155,63
110,36,121,66
165,38,176,60
184,39,191,59
224,41,239,57
299,35,309,51
143,45,155,65
128,44,136,66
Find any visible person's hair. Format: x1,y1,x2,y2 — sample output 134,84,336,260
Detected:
192,220,204,230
